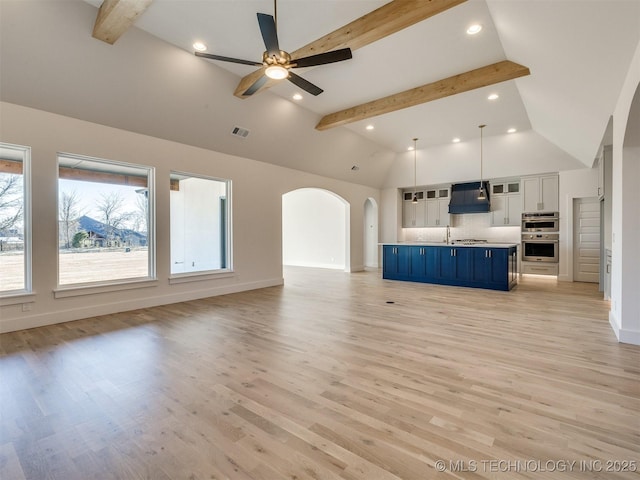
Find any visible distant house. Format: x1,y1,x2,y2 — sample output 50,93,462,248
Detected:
73,215,147,248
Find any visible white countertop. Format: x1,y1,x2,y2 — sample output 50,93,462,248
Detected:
380,242,518,248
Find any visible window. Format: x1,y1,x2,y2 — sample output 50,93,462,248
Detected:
57,153,154,286
170,172,230,275
0,143,30,294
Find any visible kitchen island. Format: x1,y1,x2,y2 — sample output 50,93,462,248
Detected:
382,243,518,291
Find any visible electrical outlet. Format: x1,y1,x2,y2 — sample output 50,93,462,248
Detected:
22,303,32,312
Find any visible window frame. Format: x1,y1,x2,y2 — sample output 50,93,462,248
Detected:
56,152,156,290
169,170,233,280
0,142,32,300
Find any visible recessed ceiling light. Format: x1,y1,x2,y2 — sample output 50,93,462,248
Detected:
407,146,414,151
366,125,374,131
452,137,461,143
466,24,482,35
193,42,207,52
488,93,499,100
292,93,303,101
507,128,517,133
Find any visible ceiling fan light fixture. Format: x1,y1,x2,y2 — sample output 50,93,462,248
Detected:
265,65,288,79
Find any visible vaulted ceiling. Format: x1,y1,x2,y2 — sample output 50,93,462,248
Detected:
1,0,639,188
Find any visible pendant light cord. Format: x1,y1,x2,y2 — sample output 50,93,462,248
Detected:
413,138,418,203
479,125,486,195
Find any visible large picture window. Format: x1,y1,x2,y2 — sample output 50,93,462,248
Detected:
170,172,230,275
0,143,30,294
57,153,154,286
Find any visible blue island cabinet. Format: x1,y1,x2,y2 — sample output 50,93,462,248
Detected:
383,245,410,280
437,246,473,282
383,244,517,291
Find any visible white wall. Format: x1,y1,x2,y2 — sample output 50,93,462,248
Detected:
363,198,378,268
558,168,599,282
0,102,379,332
610,37,640,345
383,130,585,189
282,188,346,270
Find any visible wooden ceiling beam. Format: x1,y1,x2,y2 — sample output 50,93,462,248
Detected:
92,0,154,45
315,60,531,131
0,159,22,175
234,0,467,98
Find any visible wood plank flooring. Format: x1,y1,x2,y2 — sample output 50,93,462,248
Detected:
1,267,639,479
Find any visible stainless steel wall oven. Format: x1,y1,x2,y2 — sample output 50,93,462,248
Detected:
521,233,559,263
522,212,559,232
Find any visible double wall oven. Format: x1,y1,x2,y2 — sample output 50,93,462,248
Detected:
521,212,559,264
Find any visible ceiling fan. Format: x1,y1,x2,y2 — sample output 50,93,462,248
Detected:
195,2,352,97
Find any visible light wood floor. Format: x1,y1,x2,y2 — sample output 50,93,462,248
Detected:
1,268,638,479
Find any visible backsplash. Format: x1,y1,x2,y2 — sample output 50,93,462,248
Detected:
401,212,521,244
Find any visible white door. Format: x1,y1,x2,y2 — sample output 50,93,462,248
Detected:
573,197,601,282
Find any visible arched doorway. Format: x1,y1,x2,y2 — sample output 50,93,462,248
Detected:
282,188,350,271
364,198,378,268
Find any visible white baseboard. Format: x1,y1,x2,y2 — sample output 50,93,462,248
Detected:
609,310,640,345
0,277,284,334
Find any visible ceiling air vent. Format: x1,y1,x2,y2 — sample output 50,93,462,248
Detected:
231,126,250,138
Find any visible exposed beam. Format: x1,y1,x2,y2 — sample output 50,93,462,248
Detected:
1,161,181,190
315,60,531,131
59,167,148,188
92,0,153,45
0,159,22,175
234,0,467,98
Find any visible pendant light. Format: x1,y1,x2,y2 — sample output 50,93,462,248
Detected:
478,125,486,200
412,138,418,203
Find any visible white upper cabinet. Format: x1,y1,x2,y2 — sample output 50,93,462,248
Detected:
522,174,558,213
425,187,450,227
490,180,521,226
402,191,426,227
402,186,449,228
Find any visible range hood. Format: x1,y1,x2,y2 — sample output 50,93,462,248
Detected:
448,181,490,214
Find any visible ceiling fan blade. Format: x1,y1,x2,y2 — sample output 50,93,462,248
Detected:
242,74,268,96
257,13,280,57
287,71,323,96
195,52,262,67
235,0,467,99
292,48,352,68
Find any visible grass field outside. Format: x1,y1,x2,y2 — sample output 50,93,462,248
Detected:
0,248,149,291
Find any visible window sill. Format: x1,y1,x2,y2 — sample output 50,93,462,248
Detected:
169,270,235,285
0,292,36,306
54,278,159,299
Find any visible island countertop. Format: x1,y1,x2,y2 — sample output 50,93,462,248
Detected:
379,242,519,249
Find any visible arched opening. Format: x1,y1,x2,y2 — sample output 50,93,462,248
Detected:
364,197,379,268
282,188,350,272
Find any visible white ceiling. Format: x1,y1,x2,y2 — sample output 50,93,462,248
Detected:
83,0,639,160
2,0,638,189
